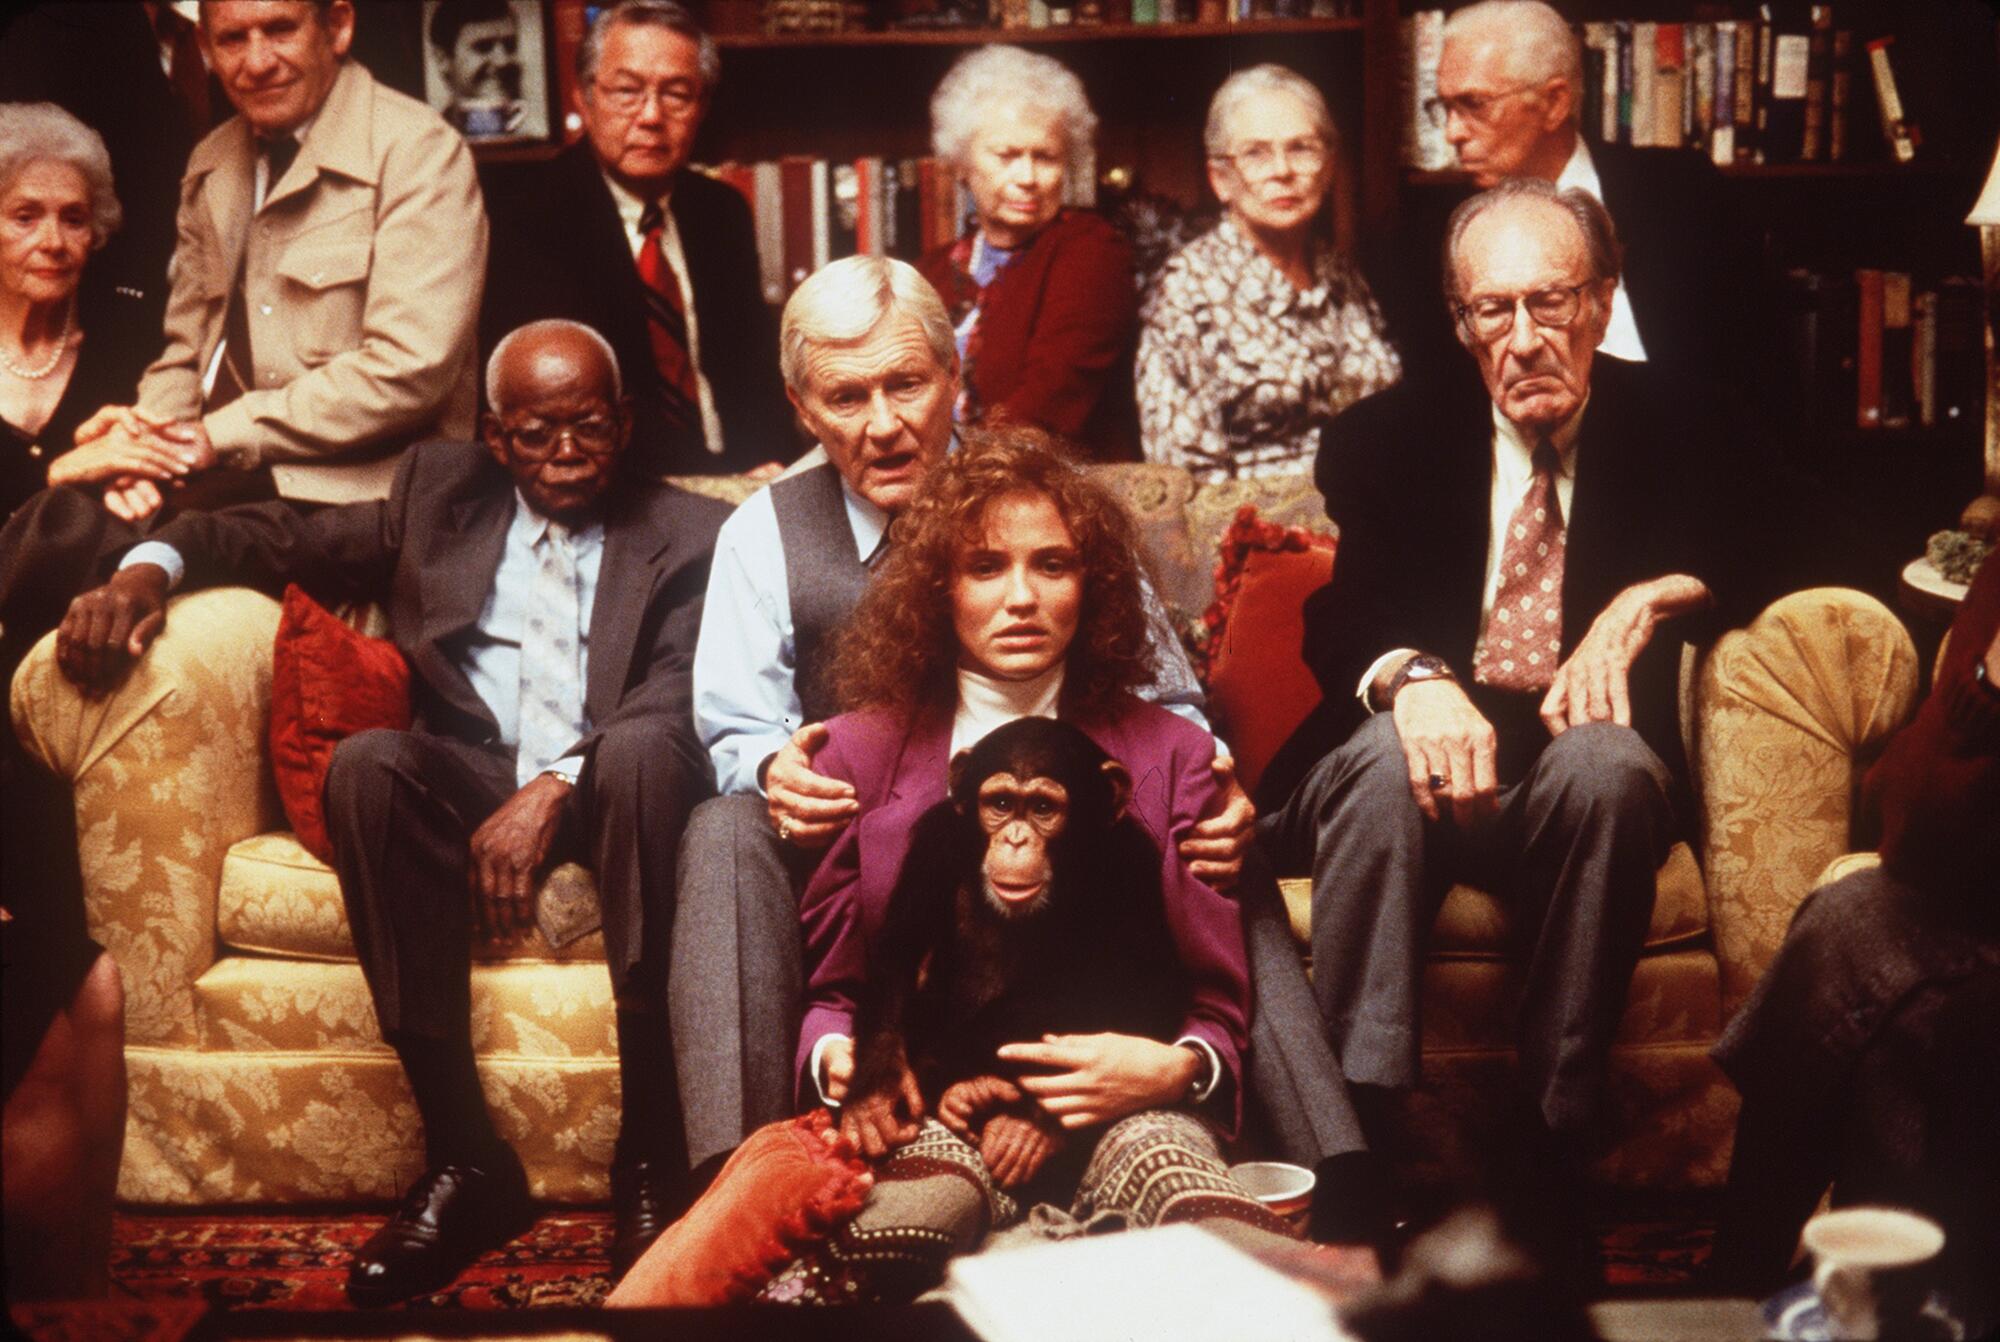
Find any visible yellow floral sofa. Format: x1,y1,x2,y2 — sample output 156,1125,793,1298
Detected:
8,465,1919,1204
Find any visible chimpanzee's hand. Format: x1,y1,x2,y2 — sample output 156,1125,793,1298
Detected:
1180,754,1254,890
937,1074,1025,1139
839,1060,925,1159
978,1111,1065,1189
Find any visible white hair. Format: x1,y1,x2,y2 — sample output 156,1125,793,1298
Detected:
485,319,623,411
930,46,1097,190
0,102,121,247
1442,1,1583,99
779,256,956,393
1203,64,1337,159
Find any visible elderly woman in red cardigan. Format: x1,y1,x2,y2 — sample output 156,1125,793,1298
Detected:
757,431,1292,1303
918,47,1137,459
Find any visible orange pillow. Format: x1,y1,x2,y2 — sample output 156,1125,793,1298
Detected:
1199,508,1336,800
268,585,412,862
607,1110,873,1308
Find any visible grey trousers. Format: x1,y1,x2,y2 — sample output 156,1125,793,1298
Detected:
669,796,1367,1172
669,793,816,1169
1260,713,1674,1136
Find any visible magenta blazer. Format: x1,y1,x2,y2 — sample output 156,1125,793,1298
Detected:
795,695,1251,1133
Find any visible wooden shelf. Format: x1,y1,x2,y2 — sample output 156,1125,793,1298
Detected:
715,17,1363,48
1403,158,1969,187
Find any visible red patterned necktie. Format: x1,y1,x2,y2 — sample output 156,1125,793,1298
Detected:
1473,441,1567,692
634,201,703,447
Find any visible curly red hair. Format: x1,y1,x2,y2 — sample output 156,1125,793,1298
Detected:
826,427,1158,719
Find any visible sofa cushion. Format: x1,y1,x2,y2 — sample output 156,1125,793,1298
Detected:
1199,512,1336,798
216,831,607,963
1277,839,1708,958
1089,462,1207,617
269,584,413,862
193,956,617,1056
607,1111,872,1308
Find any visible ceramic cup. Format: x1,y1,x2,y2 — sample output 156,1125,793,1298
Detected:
1228,1160,1315,1234
1801,1206,1945,1340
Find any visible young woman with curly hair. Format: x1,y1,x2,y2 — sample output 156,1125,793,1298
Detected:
759,428,1296,1303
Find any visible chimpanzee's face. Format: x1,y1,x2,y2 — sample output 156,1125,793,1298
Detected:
976,771,1071,917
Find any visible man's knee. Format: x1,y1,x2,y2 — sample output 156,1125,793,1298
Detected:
324,728,423,818
585,725,704,808
1292,714,1411,818
1536,722,1670,816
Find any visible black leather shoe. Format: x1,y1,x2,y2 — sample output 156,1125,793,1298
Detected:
610,1158,684,1281
346,1151,534,1308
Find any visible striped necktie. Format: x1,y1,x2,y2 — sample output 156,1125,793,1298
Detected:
634,200,704,450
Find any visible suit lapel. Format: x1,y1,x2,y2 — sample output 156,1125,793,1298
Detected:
200,129,256,287
585,489,672,719
419,479,513,694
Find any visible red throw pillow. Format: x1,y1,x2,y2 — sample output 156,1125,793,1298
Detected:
607,1110,873,1308
1199,507,1337,800
269,585,412,862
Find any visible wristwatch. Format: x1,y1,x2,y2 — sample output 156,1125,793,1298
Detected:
1382,653,1456,708
1180,1042,1217,1104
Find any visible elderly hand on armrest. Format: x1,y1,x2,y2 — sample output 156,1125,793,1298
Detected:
55,564,170,696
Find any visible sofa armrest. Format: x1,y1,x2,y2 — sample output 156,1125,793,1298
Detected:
1694,587,1917,1016
9,587,285,1047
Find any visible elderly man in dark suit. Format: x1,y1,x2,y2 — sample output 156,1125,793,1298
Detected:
54,319,728,1304
479,0,790,477
1372,0,1758,418
1262,178,1736,1263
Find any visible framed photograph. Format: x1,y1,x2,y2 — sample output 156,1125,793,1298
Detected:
421,0,552,145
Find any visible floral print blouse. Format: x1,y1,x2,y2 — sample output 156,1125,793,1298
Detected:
1137,215,1402,483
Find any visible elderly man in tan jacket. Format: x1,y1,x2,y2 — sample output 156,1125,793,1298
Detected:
78,0,486,520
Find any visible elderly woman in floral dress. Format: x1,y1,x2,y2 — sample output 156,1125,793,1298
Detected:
1137,65,1400,483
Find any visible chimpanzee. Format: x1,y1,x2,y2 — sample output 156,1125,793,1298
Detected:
841,717,1190,1187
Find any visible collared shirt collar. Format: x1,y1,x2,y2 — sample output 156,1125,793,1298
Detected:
1554,134,1600,201
1213,214,1339,318
600,167,674,243
512,490,606,549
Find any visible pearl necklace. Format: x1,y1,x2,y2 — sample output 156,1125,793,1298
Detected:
2,302,75,381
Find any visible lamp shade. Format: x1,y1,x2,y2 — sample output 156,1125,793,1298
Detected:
1969,138,2000,225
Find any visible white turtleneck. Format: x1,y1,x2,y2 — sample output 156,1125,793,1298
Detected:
950,663,1066,757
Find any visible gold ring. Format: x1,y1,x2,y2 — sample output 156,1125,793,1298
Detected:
1428,773,1448,789
778,818,794,841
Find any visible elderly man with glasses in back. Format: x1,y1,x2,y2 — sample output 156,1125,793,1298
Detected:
1260,178,1746,1281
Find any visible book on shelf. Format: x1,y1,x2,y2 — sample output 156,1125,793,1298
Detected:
1878,270,1915,431
1776,266,1979,437
1799,5,1832,162
1866,36,1920,164
1400,10,1452,170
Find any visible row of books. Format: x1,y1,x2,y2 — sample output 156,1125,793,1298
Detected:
701,154,1094,302
1402,7,1920,170
749,0,1360,35
1775,269,1982,435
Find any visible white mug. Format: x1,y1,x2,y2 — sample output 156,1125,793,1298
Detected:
1801,1206,1944,1340
1228,1160,1315,1233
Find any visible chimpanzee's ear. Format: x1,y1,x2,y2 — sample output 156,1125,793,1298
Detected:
948,748,974,810
1100,760,1131,822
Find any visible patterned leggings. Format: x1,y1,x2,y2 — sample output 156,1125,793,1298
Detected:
758,1109,1295,1305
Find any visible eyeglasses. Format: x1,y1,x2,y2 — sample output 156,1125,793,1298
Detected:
591,78,702,118
1452,284,1591,341
1422,85,1537,127
502,413,622,459
1217,138,1329,178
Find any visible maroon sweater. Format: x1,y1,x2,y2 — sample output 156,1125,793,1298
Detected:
920,209,1138,459
1864,549,2000,902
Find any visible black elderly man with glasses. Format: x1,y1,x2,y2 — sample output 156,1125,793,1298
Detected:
58,319,730,1303
479,0,792,477
1259,178,1747,1283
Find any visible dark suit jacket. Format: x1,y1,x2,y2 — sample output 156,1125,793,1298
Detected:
1367,143,1762,432
479,144,791,477
1266,356,1740,813
148,440,728,768
919,209,1139,460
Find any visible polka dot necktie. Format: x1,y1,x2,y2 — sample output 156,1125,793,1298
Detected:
1473,441,1566,693
515,522,586,788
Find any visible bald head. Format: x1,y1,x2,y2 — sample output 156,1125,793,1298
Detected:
481,320,632,525
1435,1,1581,186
